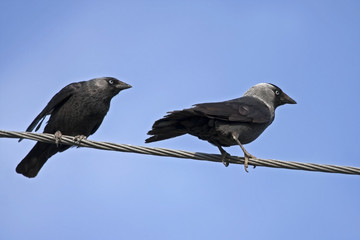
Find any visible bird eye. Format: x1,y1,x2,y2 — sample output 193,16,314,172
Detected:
275,90,280,96
108,79,114,85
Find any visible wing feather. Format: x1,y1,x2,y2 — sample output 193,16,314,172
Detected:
25,82,81,133
193,96,271,124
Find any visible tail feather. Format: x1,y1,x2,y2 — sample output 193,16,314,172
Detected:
145,119,187,142
145,110,197,143
16,142,69,178
145,130,186,143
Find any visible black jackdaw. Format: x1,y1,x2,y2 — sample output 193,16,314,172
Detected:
16,77,131,178
145,83,296,171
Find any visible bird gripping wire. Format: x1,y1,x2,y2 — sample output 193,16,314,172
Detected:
1,130,360,175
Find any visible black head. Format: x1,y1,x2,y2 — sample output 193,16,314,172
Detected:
103,77,132,91
243,83,296,110
268,83,297,108
90,77,132,96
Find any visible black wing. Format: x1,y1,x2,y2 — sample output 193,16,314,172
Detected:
25,82,82,133
193,96,271,123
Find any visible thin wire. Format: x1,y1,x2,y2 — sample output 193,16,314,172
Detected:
1,130,359,175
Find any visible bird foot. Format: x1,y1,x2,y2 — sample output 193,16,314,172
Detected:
243,152,256,173
221,152,230,167
217,146,230,167
54,131,63,147
74,135,87,148
231,133,257,173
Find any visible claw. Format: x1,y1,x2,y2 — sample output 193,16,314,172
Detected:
221,152,230,167
231,133,256,172
74,135,87,148
217,146,230,167
54,131,62,147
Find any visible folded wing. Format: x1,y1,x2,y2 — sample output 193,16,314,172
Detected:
193,96,271,123
24,83,81,133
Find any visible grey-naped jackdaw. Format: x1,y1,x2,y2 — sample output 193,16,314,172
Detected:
16,77,131,178
145,83,296,171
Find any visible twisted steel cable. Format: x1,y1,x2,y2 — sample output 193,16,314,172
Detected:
1,130,359,175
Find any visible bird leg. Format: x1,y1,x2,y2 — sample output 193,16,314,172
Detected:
217,146,230,167
74,135,87,148
231,133,256,173
54,130,63,147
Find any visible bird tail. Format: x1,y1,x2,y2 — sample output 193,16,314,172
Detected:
145,110,195,143
16,143,69,178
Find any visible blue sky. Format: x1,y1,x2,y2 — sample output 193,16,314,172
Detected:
1,0,360,239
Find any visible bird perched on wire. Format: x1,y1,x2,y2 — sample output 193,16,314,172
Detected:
16,77,132,178
145,83,296,172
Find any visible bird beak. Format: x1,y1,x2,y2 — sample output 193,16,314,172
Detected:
280,92,297,104
118,81,132,90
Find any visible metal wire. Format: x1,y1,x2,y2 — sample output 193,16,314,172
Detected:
1,130,359,175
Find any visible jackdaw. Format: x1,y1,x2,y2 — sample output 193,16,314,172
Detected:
145,83,296,171
16,77,131,178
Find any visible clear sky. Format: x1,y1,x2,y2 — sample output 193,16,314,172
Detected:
1,0,360,239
